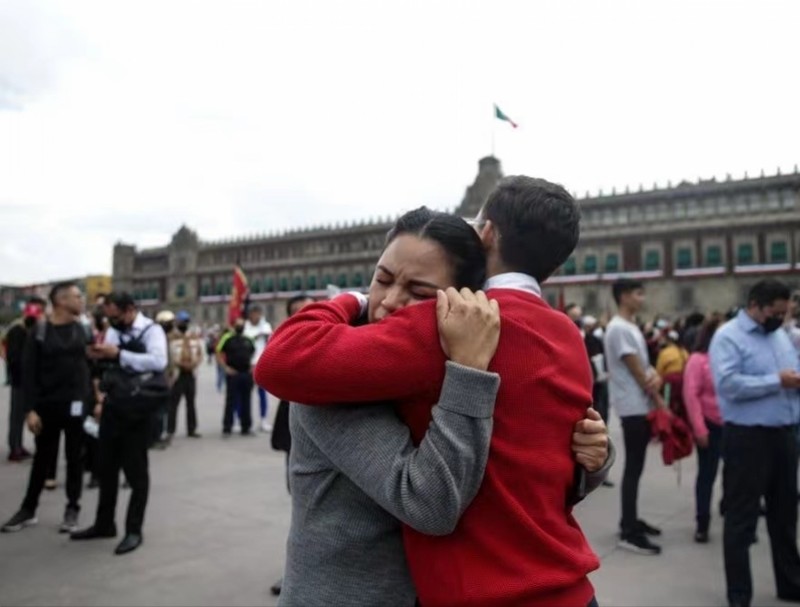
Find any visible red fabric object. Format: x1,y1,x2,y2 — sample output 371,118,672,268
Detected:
23,302,44,319
227,265,249,327
647,408,695,466
257,290,599,607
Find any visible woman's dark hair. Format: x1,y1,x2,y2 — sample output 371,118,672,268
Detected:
385,207,486,290
693,317,722,354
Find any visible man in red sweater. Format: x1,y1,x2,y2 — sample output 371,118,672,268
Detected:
258,176,607,606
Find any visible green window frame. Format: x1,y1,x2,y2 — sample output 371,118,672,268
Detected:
279,277,288,292
352,272,364,287
604,253,619,273
307,275,317,290
337,274,348,288
563,257,576,276
176,283,186,298
676,247,693,269
644,250,660,271
251,280,262,294
215,283,224,295
771,241,788,263
292,276,303,291
584,255,597,273
705,245,722,267
200,284,211,297
737,243,754,265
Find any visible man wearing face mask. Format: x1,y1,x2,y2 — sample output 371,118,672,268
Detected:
72,291,168,555
167,311,203,439
216,318,255,436
3,299,46,462
709,279,800,607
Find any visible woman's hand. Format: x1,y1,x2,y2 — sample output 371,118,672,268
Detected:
436,287,500,371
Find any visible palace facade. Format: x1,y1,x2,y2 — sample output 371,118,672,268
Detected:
112,157,800,325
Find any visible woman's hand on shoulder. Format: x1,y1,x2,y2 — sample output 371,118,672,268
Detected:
436,287,500,371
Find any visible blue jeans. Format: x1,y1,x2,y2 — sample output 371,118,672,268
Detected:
695,420,723,532
257,387,268,419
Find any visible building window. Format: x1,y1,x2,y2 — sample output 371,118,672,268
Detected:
265,278,274,292
584,290,598,311
337,274,348,288
676,247,693,269
563,257,576,276
737,243,754,265
279,278,288,292
584,255,597,273
176,283,186,298
133,290,141,301
679,286,694,309
644,250,661,271
251,280,262,294
705,245,722,267
292,276,303,291
201,283,211,297
323,274,333,287
307,275,317,290
352,272,364,287
604,253,619,273
771,241,788,263
215,283,224,295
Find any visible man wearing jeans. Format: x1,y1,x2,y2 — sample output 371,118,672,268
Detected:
217,318,255,436
604,279,663,555
710,279,800,607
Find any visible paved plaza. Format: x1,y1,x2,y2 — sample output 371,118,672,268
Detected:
0,363,787,607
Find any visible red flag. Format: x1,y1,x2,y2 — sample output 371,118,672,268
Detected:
227,265,249,326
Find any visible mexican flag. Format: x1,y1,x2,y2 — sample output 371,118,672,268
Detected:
494,104,518,128
227,264,249,327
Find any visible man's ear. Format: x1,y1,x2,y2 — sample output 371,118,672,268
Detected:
479,220,498,250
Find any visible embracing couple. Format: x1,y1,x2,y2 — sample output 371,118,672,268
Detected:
257,175,614,607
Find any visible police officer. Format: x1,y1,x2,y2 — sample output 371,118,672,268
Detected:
71,292,168,555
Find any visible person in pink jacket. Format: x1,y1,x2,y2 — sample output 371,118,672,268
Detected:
682,318,724,543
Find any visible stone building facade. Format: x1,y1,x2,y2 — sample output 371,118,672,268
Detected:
113,157,800,326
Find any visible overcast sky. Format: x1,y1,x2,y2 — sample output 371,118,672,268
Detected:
2,0,799,284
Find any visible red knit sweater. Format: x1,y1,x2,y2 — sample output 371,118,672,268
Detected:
256,290,599,607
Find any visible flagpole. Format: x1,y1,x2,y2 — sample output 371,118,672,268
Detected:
491,104,496,158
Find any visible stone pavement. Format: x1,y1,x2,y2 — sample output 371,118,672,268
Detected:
0,364,787,606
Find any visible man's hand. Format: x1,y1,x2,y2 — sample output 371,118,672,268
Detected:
779,370,800,389
645,371,662,394
436,288,500,371
225,366,237,376
572,408,609,472
89,343,120,360
696,434,709,449
93,403,103,420
26,411,42,436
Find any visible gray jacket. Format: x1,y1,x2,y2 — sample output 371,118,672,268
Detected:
279,362,500,607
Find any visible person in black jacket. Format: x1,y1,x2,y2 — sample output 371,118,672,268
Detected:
3,298,46,462
1,283,91,534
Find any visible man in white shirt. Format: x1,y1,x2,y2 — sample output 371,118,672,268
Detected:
72,292,168,556
244,305,273,432
604,279,664,556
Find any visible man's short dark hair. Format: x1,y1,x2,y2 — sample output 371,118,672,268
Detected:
565,302,579,314
27,296,46,307
748,279,791,308
49,281,79,306
286,294,313,317
480,176,580,282
249,305,262,314
106,291,137,311
612,279,644,305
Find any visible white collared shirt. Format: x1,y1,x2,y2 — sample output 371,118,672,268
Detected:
104,312,168,373
483,272,542,298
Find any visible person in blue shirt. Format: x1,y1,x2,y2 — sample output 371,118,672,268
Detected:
709,279,800,607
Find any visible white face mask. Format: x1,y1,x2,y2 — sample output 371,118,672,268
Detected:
593,327,604,340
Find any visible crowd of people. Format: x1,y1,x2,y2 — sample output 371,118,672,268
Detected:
0,173,798,607
567,279,800,607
